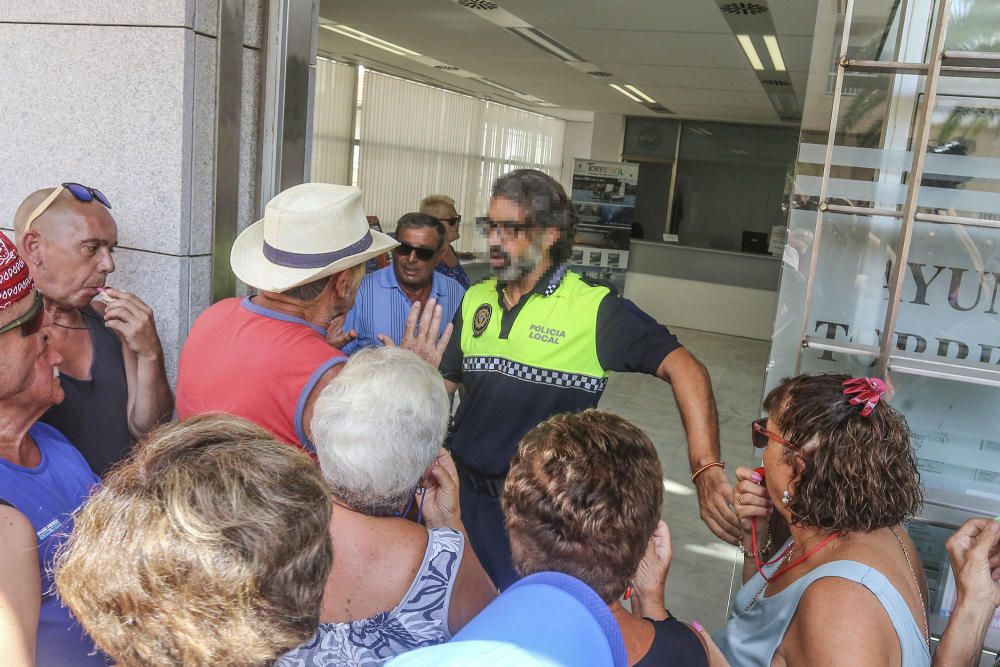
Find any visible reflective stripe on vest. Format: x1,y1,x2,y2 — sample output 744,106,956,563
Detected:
460,272,608,392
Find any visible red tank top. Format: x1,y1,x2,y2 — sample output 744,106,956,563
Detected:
176,298,345,452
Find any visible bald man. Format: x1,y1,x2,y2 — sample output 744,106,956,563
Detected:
14,184,173,476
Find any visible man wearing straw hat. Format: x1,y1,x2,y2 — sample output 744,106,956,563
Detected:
176,184,452,454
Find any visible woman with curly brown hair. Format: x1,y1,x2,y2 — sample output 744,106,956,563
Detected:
503,409,719,666
714,373,930,666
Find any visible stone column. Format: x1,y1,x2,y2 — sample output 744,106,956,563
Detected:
0,0,264,380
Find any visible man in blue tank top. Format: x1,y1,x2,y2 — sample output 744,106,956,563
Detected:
0,236,106,664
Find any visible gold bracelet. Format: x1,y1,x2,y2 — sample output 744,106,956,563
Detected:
691,461,725,483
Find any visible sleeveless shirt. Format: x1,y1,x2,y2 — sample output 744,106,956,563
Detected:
276,528,465,667
40,306,132,477
0,422,107,666
713,539,931,667
177,297,346,453
634,617,708,666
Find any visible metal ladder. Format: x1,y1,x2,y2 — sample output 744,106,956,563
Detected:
793,0,1000,388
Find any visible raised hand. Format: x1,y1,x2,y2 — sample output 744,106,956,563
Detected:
99,288,162,360
379,298,453,367
733,466,772,544
947,518,1000,612
696,465,742,545
326,311,357,350
631,520,673,620
420,448,462,530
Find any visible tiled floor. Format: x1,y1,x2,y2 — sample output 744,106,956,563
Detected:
597,326,771,631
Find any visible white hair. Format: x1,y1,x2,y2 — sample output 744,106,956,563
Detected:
311,347,449,515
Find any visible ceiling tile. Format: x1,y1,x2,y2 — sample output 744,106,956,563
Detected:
497,0,731,33
771,34,814,72
670,104,782,123
643,85,748,108
545,29,748,68
768,0,822,37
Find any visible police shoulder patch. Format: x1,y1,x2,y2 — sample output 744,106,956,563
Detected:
472,303,492,337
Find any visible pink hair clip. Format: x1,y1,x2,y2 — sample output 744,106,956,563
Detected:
841,377,887,417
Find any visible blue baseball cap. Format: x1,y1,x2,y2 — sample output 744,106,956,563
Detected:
388,571,627,667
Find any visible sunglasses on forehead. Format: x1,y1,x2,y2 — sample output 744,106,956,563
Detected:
23,182,112,233
0,291,44,337
751,417,801,452
393,242,437,262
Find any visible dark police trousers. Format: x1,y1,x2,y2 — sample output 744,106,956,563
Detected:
458,469,520,590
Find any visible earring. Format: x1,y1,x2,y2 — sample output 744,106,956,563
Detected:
781,490,792,506
623,579,635,601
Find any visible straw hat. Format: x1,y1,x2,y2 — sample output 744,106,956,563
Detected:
231,183,397,293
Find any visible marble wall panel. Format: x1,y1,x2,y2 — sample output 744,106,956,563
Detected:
0,24,193,256
0,1,192,26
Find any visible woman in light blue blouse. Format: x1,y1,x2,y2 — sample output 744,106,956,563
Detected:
716,374,930,667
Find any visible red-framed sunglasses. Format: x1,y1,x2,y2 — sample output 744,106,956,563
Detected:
751,417,800,452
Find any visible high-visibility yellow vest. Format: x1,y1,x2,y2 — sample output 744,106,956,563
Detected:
460,271,609,392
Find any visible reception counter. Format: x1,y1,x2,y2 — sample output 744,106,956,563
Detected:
623,240,780,340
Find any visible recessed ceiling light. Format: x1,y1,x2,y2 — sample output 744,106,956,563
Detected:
321,24,422,58
624,84,656,104
763,35,786,71
736,34,765,71
609,84,642,103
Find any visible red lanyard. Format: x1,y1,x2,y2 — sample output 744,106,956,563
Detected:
751,518,840,583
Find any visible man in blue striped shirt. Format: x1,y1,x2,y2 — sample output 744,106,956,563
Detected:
341,213,466,355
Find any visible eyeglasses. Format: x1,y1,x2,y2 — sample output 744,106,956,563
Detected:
476,218,531,239
439,216,461,227
23,182,112,233
0,291,44,337
393,242,437,262
751,418,800,452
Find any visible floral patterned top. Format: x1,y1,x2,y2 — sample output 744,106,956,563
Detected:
435,260,471,290
276,528,464,667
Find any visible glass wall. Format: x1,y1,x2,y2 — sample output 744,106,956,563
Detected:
765,0,1000,660
623,117,798,253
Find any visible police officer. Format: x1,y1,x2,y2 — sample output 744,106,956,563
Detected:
440,169,740,589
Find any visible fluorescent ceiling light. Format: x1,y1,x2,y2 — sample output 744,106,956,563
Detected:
623,84,656,104
763,35,787,72
508,27,583,62
320,24,421,58
609,84,642,103
736,34,764,71
480,78,526,96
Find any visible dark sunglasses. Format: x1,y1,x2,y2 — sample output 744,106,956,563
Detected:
751,417,800,452
393,242,437,262
440,216,461,226
64,182,112,209
0,291,44,337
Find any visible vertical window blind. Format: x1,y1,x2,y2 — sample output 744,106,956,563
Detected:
352,71,566,252
311,58,357,186
357,72,485,242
